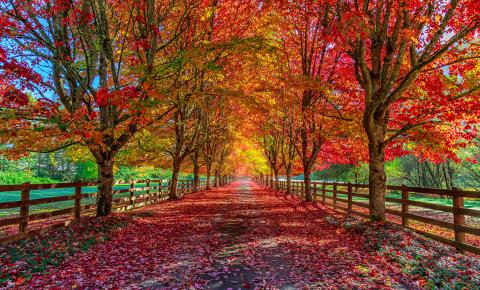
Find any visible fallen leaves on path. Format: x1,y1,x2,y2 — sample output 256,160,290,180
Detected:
1,182,478,289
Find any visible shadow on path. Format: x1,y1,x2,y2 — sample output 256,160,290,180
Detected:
201,182,296,290
25,181,413,289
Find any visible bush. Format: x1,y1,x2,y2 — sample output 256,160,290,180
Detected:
0,171,58,185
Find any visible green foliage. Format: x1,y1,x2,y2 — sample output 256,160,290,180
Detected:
308,152,480,191
309,163,369,184
74,160,98,181
114,166,194,181
0,171,57,184
0,151,197,184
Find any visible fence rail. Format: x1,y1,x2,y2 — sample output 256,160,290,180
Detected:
257,178,480,256
0,177,234,244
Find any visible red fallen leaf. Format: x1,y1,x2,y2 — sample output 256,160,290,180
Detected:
6,182,480,289
418,279,427,287
15,277,25,285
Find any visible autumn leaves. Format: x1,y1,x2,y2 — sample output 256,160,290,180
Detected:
0,0,479,220
250,0,480,220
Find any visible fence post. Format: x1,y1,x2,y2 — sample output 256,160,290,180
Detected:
19,182,30,233
301,182,304,198
74,184,81,219
452,188,465,253
146,179,151,202
322,182,326,203
313,183,317,201
347,183,352,215
333,182,337,207
159,180,163,198
181,180,185,195
130,181,135,207
401,185,409,227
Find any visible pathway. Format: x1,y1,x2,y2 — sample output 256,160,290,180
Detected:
25,181,414,289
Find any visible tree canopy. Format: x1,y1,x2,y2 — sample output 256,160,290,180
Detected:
1,0,479,219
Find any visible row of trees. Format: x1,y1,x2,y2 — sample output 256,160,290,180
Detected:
1,0,479,221
0,0,263,216
252,0,479,220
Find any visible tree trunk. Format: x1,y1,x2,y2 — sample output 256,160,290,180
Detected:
169,160,180,199
193,157,200,192
215,172,220,187
286,168,292,195
206,164,212,190
365,108,388,221
273,169,279,190
304,166,313,202
368,147,386,221
96,158,114,216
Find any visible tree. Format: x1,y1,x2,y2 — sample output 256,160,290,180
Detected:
0,0,193,215
261,121,283,189
339,0,480,220
261,0,358,201
202,108,229,189
214,140,231,186
280,108,298,194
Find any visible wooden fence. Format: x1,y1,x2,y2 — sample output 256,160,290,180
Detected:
0,177,234,244
257,178,480,255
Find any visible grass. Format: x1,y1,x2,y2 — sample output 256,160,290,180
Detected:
308,186,480,209
386,192,480,209
314,185,480,209
327,192,480,209
0,182,173,217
